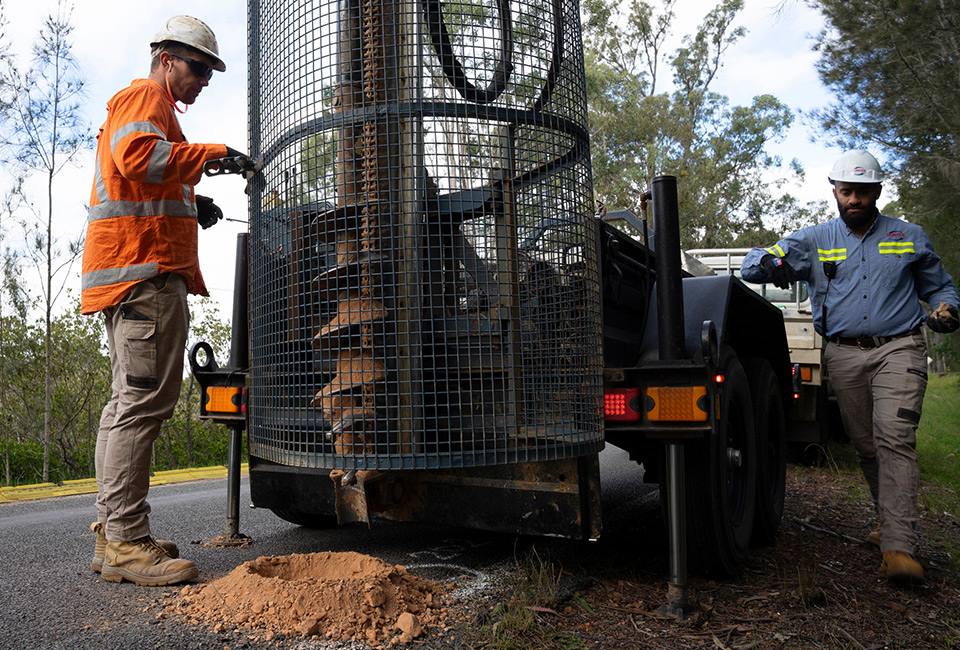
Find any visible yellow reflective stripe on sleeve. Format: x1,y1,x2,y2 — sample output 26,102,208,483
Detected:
765,244,785,257
879,241,915,254
817,248,847,262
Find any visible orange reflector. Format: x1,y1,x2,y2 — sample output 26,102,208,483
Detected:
646,386,709,422
800,366,812,382
205,387,242,413
604,388,641,421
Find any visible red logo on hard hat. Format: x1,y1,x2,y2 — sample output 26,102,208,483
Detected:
852,166,867,175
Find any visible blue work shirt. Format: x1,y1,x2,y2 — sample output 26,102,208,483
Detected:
741,213,959,339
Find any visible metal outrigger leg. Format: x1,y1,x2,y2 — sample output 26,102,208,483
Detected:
648,177,695,619
189,233,252,547
214,421,251,547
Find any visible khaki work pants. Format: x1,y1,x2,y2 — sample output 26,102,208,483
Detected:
824,331,927,555
94,274,189,542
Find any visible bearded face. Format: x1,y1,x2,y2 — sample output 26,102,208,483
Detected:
833,181,882,233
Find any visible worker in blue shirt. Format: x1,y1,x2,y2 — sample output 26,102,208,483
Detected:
742,149,959,586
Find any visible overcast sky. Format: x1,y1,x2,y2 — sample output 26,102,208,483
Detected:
2,0,839,319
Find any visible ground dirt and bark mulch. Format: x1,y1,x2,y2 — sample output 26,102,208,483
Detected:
467,464,960,650
165,462,959,650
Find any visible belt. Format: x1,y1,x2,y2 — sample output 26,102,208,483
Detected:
830,325,921,350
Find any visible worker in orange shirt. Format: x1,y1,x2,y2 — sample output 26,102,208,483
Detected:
81,15,248,586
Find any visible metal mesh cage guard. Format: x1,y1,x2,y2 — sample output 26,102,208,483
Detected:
247,0,602,470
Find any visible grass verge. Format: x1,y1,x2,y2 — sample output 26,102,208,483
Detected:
917,373,960,569
464,547,589,650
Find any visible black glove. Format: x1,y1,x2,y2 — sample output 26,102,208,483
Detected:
760,254,797,290
196,195,222,229
927,302,960,334
224,146,256,171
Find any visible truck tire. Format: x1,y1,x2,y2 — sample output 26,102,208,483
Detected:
271,509,339,529
742,358,786,546
677,353,757,577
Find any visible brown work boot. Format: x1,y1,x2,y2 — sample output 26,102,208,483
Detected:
90,522,180,573
879,550,924,585
101,536,198,586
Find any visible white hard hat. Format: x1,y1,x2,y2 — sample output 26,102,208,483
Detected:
151,15,226,72
828,149,884,184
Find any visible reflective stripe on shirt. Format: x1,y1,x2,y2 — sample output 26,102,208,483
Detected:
110,120,165,150
111,121,171,185
818,248,847,261
87,197,195,222
94,154,109,204
81,262,160,291
766,244,785,257
145,140,172,184
879,241,915,255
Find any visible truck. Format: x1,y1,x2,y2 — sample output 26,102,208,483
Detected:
687,248,835,458
190,0,796,612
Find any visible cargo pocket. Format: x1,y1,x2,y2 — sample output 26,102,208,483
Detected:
897,366,927,425
121,319,158,390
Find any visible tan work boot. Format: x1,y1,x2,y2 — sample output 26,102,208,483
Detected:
879,550,924,585
90,522,180,573
101,536,198,586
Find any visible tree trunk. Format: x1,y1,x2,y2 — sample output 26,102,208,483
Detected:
42,165,54,484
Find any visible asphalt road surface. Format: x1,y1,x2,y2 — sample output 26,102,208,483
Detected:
0,447,659,650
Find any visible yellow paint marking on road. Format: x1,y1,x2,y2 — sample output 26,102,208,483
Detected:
0,464,249,504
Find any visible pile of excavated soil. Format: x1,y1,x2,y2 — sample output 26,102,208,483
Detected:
171,551,448,647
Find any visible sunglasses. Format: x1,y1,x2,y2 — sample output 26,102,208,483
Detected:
169,53,214,80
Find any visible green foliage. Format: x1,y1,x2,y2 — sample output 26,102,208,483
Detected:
0,0,94,482
812,0,960,288
0,5,237,487
2,300,107,484
0,293,237,486
582,0,827,248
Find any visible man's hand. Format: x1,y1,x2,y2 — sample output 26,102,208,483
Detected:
225,146,256,172
760,254,797,290
224,146,258,196
927,301,960,334
196,195,222,229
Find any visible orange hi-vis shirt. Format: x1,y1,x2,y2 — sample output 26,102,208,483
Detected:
81,78,227,314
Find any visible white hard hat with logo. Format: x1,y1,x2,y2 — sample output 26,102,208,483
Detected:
151,15,226,72
827,149,884,184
